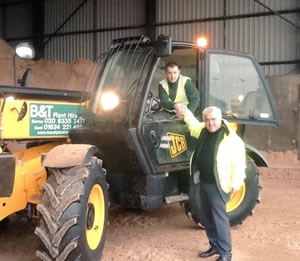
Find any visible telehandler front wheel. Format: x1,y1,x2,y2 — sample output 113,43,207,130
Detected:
227,157,262,226
0,217,9,231
35,157,108,261
181,156,261,227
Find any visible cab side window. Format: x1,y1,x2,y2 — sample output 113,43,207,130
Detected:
149,48,199,104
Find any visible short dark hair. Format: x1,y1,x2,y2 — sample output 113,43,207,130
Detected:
165,61,181,70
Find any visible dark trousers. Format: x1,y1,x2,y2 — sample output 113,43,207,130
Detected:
200,182,232,258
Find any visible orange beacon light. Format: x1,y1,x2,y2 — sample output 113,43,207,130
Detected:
196,37,208,48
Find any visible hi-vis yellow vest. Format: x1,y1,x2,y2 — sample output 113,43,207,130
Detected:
160,75,190,106
184,110,246,193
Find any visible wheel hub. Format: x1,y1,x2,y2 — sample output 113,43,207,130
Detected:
226,184,246,212
86,184,105,250
86,203,95,230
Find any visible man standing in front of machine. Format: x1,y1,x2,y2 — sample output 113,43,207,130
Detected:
180,106,246,261
158,61,199,117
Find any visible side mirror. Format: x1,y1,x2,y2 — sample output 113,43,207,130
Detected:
154,35,172,57
18,68,31,87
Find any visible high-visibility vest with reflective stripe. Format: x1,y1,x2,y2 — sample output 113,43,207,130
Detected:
160,75,190,106
184,110,246,194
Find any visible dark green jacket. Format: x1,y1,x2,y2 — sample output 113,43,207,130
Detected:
158,76,199,113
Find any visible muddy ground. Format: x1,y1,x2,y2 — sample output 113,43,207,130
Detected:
0,153,300,261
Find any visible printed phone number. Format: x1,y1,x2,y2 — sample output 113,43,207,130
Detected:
34,124,83,130
42,118,85,124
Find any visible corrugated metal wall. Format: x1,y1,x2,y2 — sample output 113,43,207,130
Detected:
5,2,32,39
0,0,32,54
0,7,4,37
43,0,95,62
0,0,299,75
225,13,299,75
0,1,32,44
43,0,146,63
156,0,300,75
0,0,146,63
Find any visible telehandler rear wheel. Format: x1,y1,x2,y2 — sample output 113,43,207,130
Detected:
35,157,108,261
181,156,261,227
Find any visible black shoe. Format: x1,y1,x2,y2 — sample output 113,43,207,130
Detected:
199,247,219,258
216,256,232,261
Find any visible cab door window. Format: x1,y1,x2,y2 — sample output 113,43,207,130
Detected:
206,51,279,126
149,48,198,108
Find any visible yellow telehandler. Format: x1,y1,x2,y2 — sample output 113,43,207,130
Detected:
0,35,279,260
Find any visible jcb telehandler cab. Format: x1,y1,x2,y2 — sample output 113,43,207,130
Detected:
0,35,278,260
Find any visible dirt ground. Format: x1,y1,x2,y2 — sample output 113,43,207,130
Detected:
0,151,300,261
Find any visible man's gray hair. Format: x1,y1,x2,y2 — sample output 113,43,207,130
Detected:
202,106,222,119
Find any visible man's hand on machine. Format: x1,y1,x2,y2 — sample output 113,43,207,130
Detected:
174,104,186,118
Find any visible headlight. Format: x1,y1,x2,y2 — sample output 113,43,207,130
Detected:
101,92,119,110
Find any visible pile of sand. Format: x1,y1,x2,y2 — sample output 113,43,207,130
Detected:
0,38,100,92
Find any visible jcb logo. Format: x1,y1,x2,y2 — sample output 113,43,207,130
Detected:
167,132,187,158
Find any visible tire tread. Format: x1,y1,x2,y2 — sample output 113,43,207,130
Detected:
35,159,108,261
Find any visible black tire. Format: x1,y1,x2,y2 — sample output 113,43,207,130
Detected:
35,157,108,261
181,156,261,227
227,157,261,225
0,217,9,232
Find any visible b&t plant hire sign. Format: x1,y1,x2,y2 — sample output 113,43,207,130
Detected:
30,103,86,137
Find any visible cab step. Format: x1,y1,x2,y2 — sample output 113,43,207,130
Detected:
165,193,189,204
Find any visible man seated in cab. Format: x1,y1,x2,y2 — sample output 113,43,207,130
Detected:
158,61,199,117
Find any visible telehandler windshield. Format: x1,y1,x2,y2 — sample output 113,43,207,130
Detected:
91,43,155,125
